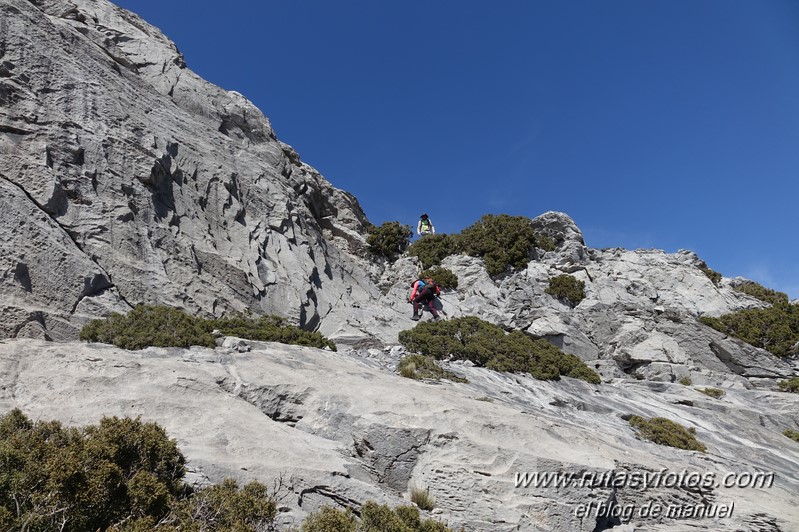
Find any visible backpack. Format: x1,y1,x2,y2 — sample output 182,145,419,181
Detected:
423,279,438,294
420,218,432,232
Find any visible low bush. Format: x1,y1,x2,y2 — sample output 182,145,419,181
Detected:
398,354,467,383
698,263,722,286
778,377,799,393
80,305,216,349
409,486,435,511
699,303,799,358
535,234,557,252
457,214,538,276
0,410,451,532
398,316,600,384
419,266,459,290
784,429,799,443
406,234,460,269
0,410,278,532
699,387,725,399
367,221,413,260
678,376,693,386
545,274,585,307
628,416,706,452
81,305,336,351
404,213,555,277
733,280,790,306
213,314,336,350
301,501,451,531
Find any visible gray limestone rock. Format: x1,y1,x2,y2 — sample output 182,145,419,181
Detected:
3,1,799,530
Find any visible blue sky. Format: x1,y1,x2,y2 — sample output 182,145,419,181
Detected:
114,1,799,298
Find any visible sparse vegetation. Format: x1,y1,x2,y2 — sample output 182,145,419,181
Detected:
535,234,558,252
546,274,585,307
457,214,538,276
698,263,722,285
678,376,693,386
778,377,799,393
699,303,799,358
409,486,436,511
419,266,459,290
398,316,600,384
0,410,453,532
0,408,276,531
784,429,799,443
213,314,336,350
398,354,468,383
80,305,216,350
699,387,725,399
80,305,336,351
406,234,460,269
367,221,413,260
405,213,557,276
301,501,451,531
628,415,707,452
733,280,790,306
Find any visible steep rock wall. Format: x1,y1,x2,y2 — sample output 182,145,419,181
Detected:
0,0,375,340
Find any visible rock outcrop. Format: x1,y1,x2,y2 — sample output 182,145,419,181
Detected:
1,0,375,340
1,338,797,531
2,1,799,530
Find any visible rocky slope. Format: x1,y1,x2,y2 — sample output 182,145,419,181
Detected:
2,1,799,530
1,0,375,341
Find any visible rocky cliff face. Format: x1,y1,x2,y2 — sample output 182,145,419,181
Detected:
1,0,375,341
2,1,799,530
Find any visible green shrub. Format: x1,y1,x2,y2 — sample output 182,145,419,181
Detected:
409,486,435,511
302,502,451,531
699,303,799,358
457,214,537,276
733,280,790,306
419,266,459,290
406,234,460,269
213,314,336,350
628,416,706,452
784,429,799,443
699,387,725,399
535,234,557,252
398,354,467,383
678,376,693,386
367,221,413,260
398,317,600,384
698,263,722,286
545,274,585,307
161,478,276,531
81,305,336,351
301,506,357,531
1,410,454,532
0,409,188,531
778,377,799,393
80,305,216,349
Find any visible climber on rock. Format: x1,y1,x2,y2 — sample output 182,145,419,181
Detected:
409,276,441,321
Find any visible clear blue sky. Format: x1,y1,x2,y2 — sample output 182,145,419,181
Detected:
114,0,799,298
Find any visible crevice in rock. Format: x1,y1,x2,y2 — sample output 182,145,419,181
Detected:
0,123,32,135
297,485,360,511
0,173,131,311
216,379,310,427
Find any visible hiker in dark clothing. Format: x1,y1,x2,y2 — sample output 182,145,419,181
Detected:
409,277,441,321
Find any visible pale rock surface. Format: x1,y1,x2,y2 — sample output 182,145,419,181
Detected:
3,1,799,530
1,338,797,531
1,0,375,340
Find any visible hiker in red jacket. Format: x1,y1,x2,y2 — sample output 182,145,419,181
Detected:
409,277,441,321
